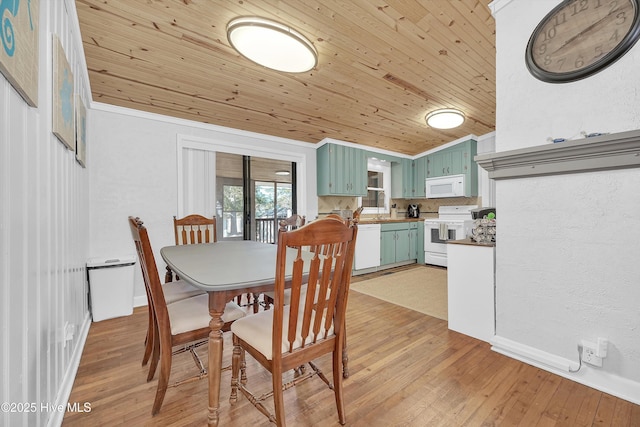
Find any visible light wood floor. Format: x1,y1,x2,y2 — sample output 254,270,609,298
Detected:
63,267,640,426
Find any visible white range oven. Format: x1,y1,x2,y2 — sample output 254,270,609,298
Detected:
424,205,477,267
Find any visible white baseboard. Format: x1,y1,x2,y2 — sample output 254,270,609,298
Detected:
46,313,92,427
133,295,148,308
492,335,640,405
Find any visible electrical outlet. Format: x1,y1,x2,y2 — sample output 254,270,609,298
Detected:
581,340,603,367
597,337,608,358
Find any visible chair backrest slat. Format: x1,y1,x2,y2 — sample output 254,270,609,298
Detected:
174,215,217,245
273,217,358,359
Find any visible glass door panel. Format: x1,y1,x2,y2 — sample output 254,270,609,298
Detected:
216,153,295,242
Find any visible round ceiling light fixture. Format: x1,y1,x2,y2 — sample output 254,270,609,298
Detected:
227,17,318,73
425,109,465,129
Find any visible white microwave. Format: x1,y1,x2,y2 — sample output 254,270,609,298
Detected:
425,174,465,198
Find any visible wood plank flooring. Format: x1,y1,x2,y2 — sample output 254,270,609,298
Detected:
63,267,640,426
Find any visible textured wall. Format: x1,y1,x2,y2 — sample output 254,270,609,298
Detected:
492,0,640,398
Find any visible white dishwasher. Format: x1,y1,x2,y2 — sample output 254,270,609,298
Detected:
354,224,381,270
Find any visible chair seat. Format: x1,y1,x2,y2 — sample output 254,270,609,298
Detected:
169,294,245,335
231,305,333,360
163,280,206,304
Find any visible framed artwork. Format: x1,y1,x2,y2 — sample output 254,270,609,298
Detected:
52,35,74,150
0,0,39,106
75,94,86,167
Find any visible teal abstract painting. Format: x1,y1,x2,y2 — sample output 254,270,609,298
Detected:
0,0,39,106
53,35,75,150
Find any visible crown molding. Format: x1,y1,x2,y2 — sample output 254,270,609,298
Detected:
488,0,516,16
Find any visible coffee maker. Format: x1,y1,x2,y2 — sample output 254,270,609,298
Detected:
407,204,420,218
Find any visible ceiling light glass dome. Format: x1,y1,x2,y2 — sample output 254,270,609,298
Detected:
227,17,318,73
425,109,465,129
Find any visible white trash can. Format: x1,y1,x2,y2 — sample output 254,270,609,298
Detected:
87,256,136,322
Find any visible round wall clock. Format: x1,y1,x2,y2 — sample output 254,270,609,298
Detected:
526,0,640,83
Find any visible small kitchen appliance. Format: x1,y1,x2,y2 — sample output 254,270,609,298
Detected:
407,204,420,218
425,174,466,198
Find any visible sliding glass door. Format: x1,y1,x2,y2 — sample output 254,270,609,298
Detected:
216,153,296,242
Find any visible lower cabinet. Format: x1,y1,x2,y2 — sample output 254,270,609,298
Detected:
447,241,495,342
380,222,419,266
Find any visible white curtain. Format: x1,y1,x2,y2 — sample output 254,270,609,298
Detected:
180,147,216,217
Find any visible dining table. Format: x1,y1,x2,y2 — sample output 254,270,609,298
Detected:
160,240,313,427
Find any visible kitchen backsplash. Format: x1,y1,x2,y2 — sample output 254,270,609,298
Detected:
318,196,480,219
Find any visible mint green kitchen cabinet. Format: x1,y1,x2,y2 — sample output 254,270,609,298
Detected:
391,158,414,199
380,222,420,265
408,225,418,260
417,222,425,264
317,143,367,196
427,146,462,177
413,156,428,198
390,157,430,199
426,139,478,196
380,229,397,265
426,139,477,177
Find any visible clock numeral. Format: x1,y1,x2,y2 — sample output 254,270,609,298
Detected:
553,11,567,26
594,45,604,58
571,0,589,16
537,43,547,55
610,27,621,41
574,56,585,68
541,26,557,41
609,0,620,14
615,10,627,25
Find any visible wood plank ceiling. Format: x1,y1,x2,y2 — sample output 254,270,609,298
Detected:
76,0,496,155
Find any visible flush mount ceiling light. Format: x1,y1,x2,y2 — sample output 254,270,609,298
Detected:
227,17,318,73
425,109,465,129
275,170,290,176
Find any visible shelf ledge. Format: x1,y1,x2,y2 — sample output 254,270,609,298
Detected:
474,129,640,180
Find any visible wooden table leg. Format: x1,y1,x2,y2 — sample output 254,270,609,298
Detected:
207,292,227,427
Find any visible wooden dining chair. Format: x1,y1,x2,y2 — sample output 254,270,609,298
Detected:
229,216,358,426
128,216,246,415
262,214,306,310
140,279,205,370
165,214,218,283
279,214,306,231
170,214,259,312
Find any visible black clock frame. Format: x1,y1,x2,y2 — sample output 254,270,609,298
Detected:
525,0,640,83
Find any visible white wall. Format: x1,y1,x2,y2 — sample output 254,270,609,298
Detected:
88,105,318,302
0,1,91,426
491,0,640,403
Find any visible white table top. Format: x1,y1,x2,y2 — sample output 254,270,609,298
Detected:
160,240,304,292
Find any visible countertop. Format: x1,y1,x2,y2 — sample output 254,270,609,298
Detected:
448,238,496,247
358,217,425,224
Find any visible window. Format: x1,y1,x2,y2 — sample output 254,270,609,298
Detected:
221,184,243,239
359,158,391,215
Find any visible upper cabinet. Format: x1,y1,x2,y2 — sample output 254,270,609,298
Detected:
390,156,428,199
391,158,414,198
426,139,477,178
414,156,428,198
317,143,367,196
426,139,478,196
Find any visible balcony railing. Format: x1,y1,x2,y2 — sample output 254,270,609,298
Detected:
255,217,286,244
